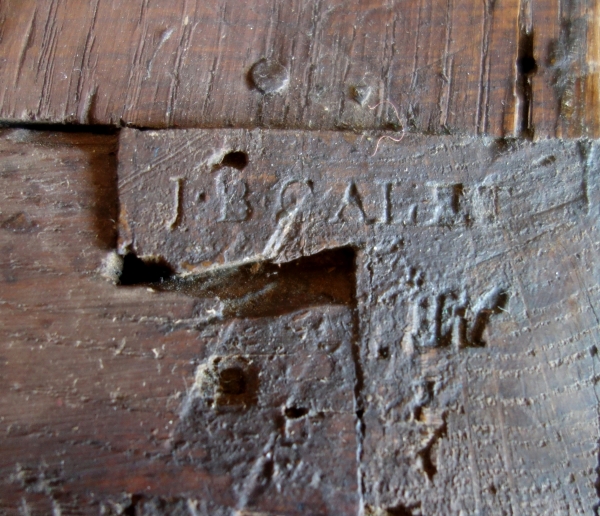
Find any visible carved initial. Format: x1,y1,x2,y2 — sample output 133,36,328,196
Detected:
427,183,464,226
406,286,508,350
217,170,250,222
331,182,370,223
276,179,313,223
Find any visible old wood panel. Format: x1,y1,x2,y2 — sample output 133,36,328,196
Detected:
0,127,592,514
117,128,600,514
0,130,361,514
0,0,598,138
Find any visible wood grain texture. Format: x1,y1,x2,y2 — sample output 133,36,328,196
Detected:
2,129,598,514
0,0,597,138
0,130,360,515
117,127,600,514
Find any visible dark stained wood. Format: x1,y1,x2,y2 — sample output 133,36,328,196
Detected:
0,130,360,515
0,0,598,138
116,127,600,514
1,0,600,514
2,128,596,514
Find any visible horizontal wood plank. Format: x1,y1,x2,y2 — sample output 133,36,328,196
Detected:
0,0,597,138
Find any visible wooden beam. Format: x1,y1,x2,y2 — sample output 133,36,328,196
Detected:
0,0,598,138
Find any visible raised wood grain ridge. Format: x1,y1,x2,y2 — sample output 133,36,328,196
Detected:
0,0,598,138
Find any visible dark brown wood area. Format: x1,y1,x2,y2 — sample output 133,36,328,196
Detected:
1,0,600,514
1,128,599,514
0,0,598,138
0,130,360,514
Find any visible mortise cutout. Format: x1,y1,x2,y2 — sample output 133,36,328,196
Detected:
220,150,249,170
117,247,355,318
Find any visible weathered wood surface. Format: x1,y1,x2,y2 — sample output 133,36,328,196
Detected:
1,128,597,514
0,130,355,515
0,0,599,138
118,128,600,514
2,0,600,514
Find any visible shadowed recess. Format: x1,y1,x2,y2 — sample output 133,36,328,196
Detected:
516,26,537,138
220,150,249,170
118,247,356,318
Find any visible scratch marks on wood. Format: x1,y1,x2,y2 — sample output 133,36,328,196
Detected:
462,369,483,515
35,0,60,117
167,177,184,230
408,0,423,97
439,0,455,130
493,371,521,516
585,0,600,137
137,0,150,27
146,28,175,79
166,0,196,125
515,0,536,138
80,85,99,124
300,0,325,122
236,434,277,511
2,0,595,135
201,2,229,120
73,0,101,124
545,0,589,137
379,0,398,125
14,7,37,87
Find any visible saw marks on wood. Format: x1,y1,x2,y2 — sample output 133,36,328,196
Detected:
0,0,598,138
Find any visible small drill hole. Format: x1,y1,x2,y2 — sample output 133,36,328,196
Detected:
284,406,309,419
218,367,246,395
221,151,249,170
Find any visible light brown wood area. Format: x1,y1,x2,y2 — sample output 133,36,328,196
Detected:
0,0,598,138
